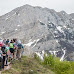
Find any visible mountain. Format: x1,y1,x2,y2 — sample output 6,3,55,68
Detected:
0,4,74,61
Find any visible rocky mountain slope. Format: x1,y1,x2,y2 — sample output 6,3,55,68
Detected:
0,4,74,61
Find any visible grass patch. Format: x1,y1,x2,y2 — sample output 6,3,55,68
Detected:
42,54,74,74
2,56,55,74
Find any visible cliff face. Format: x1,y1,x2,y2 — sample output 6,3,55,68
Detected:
0,4,74,61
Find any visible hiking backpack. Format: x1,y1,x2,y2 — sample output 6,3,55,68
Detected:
18,43,21,49
9,43,13,48
1,45,6,54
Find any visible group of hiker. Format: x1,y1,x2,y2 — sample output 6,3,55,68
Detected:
0,38,24,70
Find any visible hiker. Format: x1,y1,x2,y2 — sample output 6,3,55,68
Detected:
17,40,23,59
1,45,6,69
0,56,2,70
3,39,6,45
6,39,10,45
9,40,14,60
5,43,10,65
13,40,17,60
0,47,3,70
0,39,3,47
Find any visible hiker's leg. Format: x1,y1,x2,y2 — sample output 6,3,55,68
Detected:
19,50,21,58
19,49,22,58
17,50,20,59
1,58,3,69
2,56,5,69
15,50,17,59
10,48,14,59
6,55,8,65
11,53,13,59
8,49,11,60
4,56,6,66
0,62,1,70
0,57,2,70
14,51,17,59
16,50,18,59
14,51,15,59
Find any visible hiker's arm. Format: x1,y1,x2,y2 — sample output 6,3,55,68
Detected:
1,51,6,56
21,44,23,48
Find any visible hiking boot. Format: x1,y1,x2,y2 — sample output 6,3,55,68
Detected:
4,64,8,66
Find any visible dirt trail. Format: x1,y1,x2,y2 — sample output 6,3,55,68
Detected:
0,62,11,74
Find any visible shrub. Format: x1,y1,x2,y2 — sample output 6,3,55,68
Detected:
42,54,74,74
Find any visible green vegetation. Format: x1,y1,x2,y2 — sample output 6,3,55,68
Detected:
2,56,55,74
42,54,74,74
2,54,74,74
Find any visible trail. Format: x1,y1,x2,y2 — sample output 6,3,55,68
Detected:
0,62,11,74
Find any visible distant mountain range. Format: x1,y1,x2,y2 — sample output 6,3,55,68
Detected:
0,4,74,61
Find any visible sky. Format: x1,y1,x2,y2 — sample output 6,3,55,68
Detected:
0,0,74,16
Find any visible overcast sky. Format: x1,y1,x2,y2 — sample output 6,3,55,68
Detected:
0,0,74,16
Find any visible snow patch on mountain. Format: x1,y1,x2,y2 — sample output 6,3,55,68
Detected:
1,32,6,34
56,40,59,43
72,19,74,20
56,26,64,33
15,29,18,31
63,25,67,28
60,49,66,61
35,50,45,61
5,17,9,20
49,51,58,57
23,39,40,47
35,52,43,60
17,25,20,27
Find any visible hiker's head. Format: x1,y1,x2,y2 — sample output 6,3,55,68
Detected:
18,40,21,44
10,40,13,43
13,39,16,42
7,39,9,41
